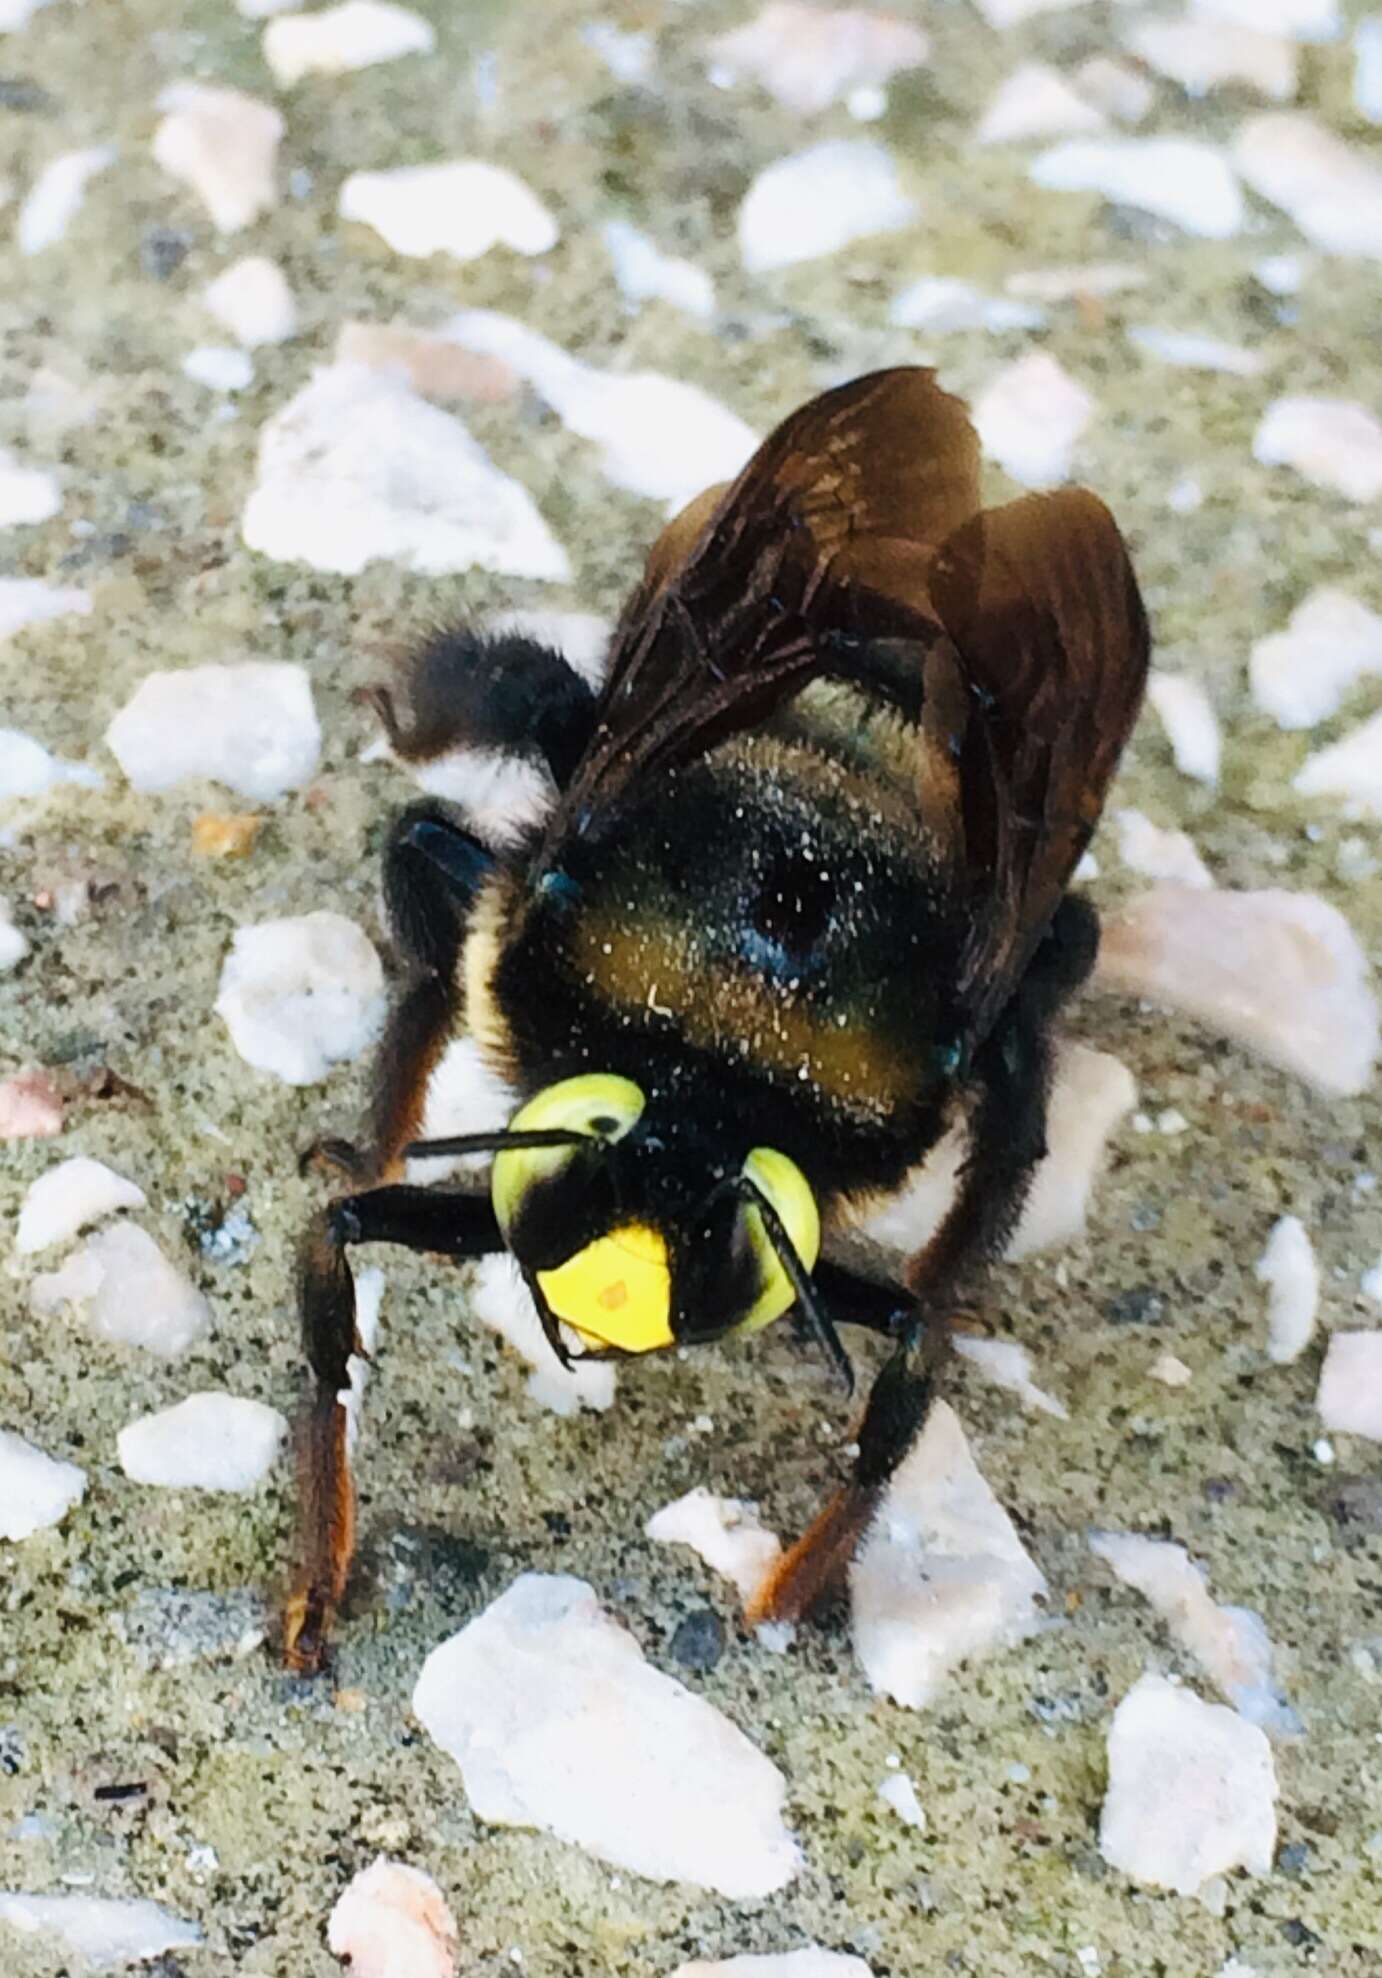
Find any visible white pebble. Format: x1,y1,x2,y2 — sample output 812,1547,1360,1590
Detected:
1150,1353,1193,1387
1362,1257,1382,1305
412,1573,801,1896
1114,809,1213,890
1099,1673,1277,1894
1167,475,1203,513
1254,396,1382,502
106,661,319,800
467,1253,617,1414
182,345,254,393
1095,885,1378,1099
153,84,283,234
17,145,115,254
1005,262,1147,302
340,161,556,261
327,1858,458,1978
242,363,570,580
1250,589,1382,729
263,1,434,85
1127,326,1262,376
1030,137,1244,239
215,911,385,1086
0,1431,85,1541
1256,1215,1319,1365
738,139,915,274
1075,57,1155,126
581,20,652,83
602,220,714,321
707,3,928,114
0,1895,201,1966
850,1402,1047,1708
0,0,53,24
0,581,91,645
203,256,298,347
117,1392,288,1490
1191,0,1337,40
1146,673,1221,785
1090,1534,1296,1732
977,64,1105,145
974,352,1092,488
953,1336,1067,1418
0,446,60,528
1317,1331,1382,1440
675,1956,873,1978
0,901,25,972
876,1771,926,1830
646,1488,783,1604
1126,18,1296,99
1294,711,1382,819
444,311,757,513
1255,250,1307,293
1233,114,1382,260
15,1156,146,1255
972,0,1093,23
1358,17,1382,121
30,1221,212,1357
889,276,1045,335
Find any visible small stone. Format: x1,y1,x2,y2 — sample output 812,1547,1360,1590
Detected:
242,364,571,580
1095,885,1378,1099
263,1,435,85
581,20,652,82
0,724,100,795
106,662,320,801
1191,0,1337,40
1250,590,1382,729
0,1070,63,1140
153,83,283,233
15,1156,146,1255
191,812,262,859
203,255,297,347
113,1586,268,1669
1075,56,1155,125
1317,1331,1382,1441
669,1608,725,1673
1254,396,1382,502
327,1858,458,1978
1127,326,1263,375
215,911,385,1086
1358,17,1382,122
140,226,191,280
17,145,115,254
1098,1673,1277,1895
467,1253,617,1414
877,1771,926,1829
1005,262,1147,302
974,352,1093,488
339,161,557,261
1146,673,1221,785
412,1573,801,1896
0,1894,201,1966
675,1957,873,1978
1233,115,1382,261
1030,137,1244,239
889,276,1045,335
335,322,517,402
182,344,254,393
602,220,715,321
0,1431,85,1541
1113,809,1214,889
646,1488,783,1604
0,446,60,528
1127,18,1296,99
707,3,928,114
117,1392,288,1490
444,311,758,514
1150,1353,1193,1387
1256,1215,1319,1365
1254,250,1307,292
1090,1534,1296,1732
850,1402,1047,1708
738,140,916,274
953,1335,1067,1418
1294,712,1382,819
30,1222,212,1357
0,897,26,971
972,0,1092,22
977,64,1105,146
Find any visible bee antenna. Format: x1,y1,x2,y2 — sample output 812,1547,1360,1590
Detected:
737,1178,854,1398
400,1127,604,1159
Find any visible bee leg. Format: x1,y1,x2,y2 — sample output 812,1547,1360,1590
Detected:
285,1185,504,1675
362,628,599,790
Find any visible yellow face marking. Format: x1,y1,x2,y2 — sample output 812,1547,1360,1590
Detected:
735,1146,821,1335
538,1223,673,1353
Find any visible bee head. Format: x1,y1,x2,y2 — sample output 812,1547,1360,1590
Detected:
490,1073,820,1356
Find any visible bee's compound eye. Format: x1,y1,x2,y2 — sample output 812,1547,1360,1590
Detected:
491,1073,645,1238
735,1147,821,1336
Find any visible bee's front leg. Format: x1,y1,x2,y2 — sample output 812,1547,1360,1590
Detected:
285,1186,505,1675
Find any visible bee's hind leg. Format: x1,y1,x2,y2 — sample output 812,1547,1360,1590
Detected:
285,1185,505,1675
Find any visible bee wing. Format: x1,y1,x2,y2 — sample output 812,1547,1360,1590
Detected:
931,488,1150,1048
538,367,980,860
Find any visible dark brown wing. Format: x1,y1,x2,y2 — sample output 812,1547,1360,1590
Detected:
930,488,1150,1048
537,367,981,863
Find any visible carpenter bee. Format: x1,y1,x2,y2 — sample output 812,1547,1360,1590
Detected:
284,367,1148,1674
